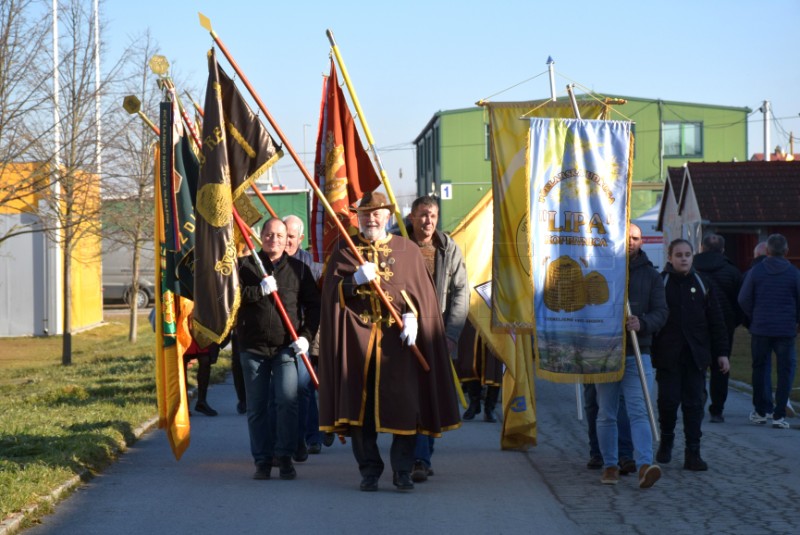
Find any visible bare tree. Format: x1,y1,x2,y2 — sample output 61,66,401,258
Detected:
0,0,59,244
19,0,132,364
101,31,162,342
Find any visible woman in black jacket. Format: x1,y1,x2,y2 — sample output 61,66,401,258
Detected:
652,239,730,471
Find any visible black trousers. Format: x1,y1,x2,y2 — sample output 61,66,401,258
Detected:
350,358,415,477
708,330,734,416
656,348,705,448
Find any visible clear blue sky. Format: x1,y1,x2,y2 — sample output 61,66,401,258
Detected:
104,0,800,201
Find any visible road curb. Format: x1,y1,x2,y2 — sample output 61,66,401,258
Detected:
0,416,160,535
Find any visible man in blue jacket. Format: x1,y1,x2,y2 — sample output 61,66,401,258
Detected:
738,233,800,430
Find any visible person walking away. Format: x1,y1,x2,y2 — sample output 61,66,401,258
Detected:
693,233,743,423
738,233,800,429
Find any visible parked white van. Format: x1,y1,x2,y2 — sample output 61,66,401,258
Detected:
102,239,156,308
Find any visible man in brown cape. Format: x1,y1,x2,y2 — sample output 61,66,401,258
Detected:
318,191,461,492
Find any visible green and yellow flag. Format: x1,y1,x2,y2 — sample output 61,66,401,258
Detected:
154,100,195,459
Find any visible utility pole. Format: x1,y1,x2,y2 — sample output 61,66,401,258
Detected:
762,100,771,161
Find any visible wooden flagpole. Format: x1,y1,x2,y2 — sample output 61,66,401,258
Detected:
198,13,429,372
326,29,408,238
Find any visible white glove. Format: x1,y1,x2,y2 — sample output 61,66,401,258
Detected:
260,275,278,296
353,262,378,285
400,313,418,346
290,336,310,356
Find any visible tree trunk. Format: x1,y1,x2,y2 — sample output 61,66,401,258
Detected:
62,240,72,366
128,242,141,343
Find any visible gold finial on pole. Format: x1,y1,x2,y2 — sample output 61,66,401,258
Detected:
122,94,159,135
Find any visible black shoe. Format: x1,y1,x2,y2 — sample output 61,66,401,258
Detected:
586,455,603,469
483,408,497,423
253,463,271,480
194,401,218,417
709,413,724,423
393,471,414,491
683,449,708,471
411,461,429,483
463,402,481,421
236,401,246,414
308,443,322,454
323,433,335,447
293,443,309,463
360,475,379,492
277,456,296,480
619,458,637,475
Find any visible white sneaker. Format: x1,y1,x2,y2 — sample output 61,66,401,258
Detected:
772,418,791,429
786,401,796,418
749,411,768,424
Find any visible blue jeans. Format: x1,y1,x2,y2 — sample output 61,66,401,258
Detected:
583,384,633,460
597,354,655,469
414,434,435,468
297,360,322,446
751,335,797,420
240,348,298,465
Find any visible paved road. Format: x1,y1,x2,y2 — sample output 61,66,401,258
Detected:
21,373,800,535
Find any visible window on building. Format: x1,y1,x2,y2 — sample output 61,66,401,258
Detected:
662,122,702,157
433,125,440,166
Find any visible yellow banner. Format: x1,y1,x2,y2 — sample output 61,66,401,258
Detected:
450,192,536,450
484,100,608,331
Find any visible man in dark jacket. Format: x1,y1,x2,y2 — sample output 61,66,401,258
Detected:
693,233,743,423
738,233,800,430
596,223,668,488
237,218,321,480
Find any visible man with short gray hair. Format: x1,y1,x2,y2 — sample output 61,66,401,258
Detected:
738,233,800,429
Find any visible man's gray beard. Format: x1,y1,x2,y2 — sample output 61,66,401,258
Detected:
361,226,386,242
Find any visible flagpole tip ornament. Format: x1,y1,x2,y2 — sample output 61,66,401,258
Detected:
149,55,170,76
326,28,336,46
122,95,141,114
198,12,212,32
349,191,395,213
